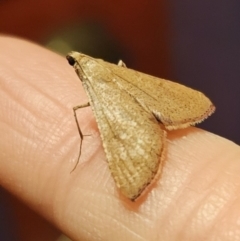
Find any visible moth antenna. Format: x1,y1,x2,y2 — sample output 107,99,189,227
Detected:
118,60,127,67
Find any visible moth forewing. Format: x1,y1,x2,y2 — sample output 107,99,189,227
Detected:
66,51,215,201
100,61,215,129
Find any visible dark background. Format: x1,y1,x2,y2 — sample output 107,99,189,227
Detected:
0,0,239,240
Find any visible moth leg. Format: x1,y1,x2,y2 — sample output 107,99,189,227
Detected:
117,60,127,68
71,102,90,172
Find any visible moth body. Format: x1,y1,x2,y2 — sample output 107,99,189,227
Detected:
66,52,215,201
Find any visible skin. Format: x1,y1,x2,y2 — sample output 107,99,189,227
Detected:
1,36,240,241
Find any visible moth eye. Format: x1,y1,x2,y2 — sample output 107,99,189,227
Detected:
66,55,76,66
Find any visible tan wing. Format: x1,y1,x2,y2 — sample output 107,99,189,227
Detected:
101,61,215,130
72,53,165,200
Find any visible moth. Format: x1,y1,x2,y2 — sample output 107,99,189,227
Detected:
66,52,215,201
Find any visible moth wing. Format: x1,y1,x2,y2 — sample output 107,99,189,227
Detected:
102,61,215,130
78,57,166,200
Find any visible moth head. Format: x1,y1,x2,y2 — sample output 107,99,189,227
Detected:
66,54,76,66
